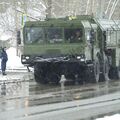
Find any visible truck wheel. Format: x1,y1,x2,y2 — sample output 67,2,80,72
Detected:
34,64,48,84
94,58,100,83
77,70,86,84
113,67,120,79
46,72,61,84
90,57,100,83
65,74,76,84
102,56,110,81
109,67,120,80
116,67,120,79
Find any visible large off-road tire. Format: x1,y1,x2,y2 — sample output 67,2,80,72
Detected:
34,63,61,84
115,67,120,79
64,73,76,85
34,72,47,84
63,62,78,85
46,72,61,84
93,57,100,83
109,66,120,80
34,64,48,84
100,55,110,81
89,57,100,83
77,67,86,84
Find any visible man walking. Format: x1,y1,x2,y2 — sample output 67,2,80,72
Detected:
1,47,8,75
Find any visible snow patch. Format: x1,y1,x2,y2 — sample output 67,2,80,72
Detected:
0,33,12,41
96,114,120,120
6,47,25,69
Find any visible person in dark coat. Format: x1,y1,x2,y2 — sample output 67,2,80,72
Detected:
1,47,8,75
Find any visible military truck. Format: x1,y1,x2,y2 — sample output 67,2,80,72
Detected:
20,15,120,84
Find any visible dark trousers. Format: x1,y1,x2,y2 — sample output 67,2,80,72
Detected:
1,60,7,73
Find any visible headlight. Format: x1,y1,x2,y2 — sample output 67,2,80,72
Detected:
77,56,81,59
80,58,85,62
25,56,30,59
22,59,26,62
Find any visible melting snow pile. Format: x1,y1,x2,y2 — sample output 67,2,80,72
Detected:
96,114,120,120
6,47,25,69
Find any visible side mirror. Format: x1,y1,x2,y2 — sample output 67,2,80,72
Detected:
17,31,21,44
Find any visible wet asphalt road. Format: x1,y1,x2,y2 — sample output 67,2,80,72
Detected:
0,71,120,120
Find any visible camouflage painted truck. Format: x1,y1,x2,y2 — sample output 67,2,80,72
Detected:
19,15,120,84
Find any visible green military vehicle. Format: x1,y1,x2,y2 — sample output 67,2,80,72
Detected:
19,15,120,84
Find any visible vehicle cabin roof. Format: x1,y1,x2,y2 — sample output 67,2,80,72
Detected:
24,15,95,28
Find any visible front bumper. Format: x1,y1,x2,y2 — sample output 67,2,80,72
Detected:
21,54,87,66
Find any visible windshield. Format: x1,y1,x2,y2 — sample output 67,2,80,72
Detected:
47,28,63,43
64,28,83,43
24,27,83,44
25,27,44,44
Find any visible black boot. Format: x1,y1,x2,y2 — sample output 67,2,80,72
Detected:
2,72,7,75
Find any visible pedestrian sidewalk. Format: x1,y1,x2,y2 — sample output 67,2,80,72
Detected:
0,66,34,72
0,71,34,83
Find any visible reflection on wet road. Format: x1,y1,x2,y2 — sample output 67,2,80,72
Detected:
0,72,120,120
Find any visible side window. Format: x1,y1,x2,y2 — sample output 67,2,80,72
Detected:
64,28,83,43
86,30,91,41
85,30,91,46
106,31,111,43
85,29,97,47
